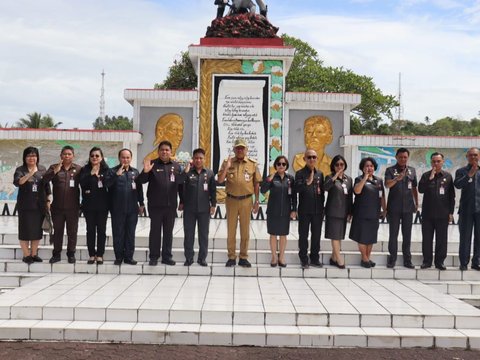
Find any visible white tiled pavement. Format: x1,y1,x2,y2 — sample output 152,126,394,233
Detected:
0,216,480,348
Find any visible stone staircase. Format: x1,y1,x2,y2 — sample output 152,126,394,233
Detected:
0,216,479,349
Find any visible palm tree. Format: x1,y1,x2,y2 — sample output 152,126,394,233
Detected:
16,112,62,128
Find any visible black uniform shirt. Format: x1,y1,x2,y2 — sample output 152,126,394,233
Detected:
182,167,217,213
294,166,324,215
385,164,417,214
418,170,455,219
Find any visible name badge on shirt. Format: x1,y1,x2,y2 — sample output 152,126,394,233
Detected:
244,172,250,182
132,182,136,190
170,173,175,182
379,190,383,198
408,181,412,189
439,187,445,195
203,183,208,191
32,184,38,192
342,183,348,195
69,179,75,187
98,180,103,188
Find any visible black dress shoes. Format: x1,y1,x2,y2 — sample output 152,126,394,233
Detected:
435,264,447,271
369,260,376,268
124,259,137,265
32,255,43,262
225,259,236,267
360,260,371,268
460,264,468,271
148,259,158,266
404,262,415,269
49,256,61,264
161,259,176,266
197,259,208,267
114,259,123,265
301,261,309,269
420,263,431,269
68,256,76,264
472,264,480,271
310,261,323,268
22,256,33,264
238,259,252,268
184,259,194,266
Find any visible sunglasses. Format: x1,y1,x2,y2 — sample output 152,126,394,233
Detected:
90,154,101,158
335,162,345,167
307,156,317,160
276,162,287,167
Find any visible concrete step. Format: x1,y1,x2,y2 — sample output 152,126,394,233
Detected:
0,320,477,349
422,280,480,296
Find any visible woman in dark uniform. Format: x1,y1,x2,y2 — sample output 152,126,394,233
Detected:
13,147,51,264
106,148,144,265
324,155,352,269
261,155,297,267
349,157,387,268
79,147,111,265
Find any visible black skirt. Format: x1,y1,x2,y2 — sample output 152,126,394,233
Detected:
267,215,290,236
18,209,44,240
325,216,347,240
349,216,379,245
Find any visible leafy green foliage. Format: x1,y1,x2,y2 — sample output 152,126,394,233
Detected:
16,112,62,129
93,115,133,130
154,52,197,90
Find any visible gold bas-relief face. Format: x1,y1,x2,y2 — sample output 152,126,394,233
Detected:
145,113,184,161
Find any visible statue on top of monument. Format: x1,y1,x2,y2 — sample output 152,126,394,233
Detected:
214,0,267,19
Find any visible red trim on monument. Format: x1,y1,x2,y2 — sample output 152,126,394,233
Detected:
199,37,284,47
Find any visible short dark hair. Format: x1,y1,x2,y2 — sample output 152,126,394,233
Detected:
274,155,289,170
430,152,444,159
158,140,172,150
359,157,378,171
61,145,74,154
396,147,409,156
193,148,205,157
330,154,348,173
22,146,39,167
118,148,132,158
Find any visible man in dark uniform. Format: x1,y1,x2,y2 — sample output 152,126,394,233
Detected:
418,152,455,270
385,148,418,269
454,147,480,271
139,140,185,266
294,149,325,269
44,145,82,264
180,148,216,267
107,148,144,265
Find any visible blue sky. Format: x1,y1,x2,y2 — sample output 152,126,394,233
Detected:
0,0,479,128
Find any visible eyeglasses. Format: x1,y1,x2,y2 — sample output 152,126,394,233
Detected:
276,162,287,167
90,154,101,158
307,156,317,160
335,162,345,167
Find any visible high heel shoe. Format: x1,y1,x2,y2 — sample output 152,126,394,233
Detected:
278,261,287,268
329,258,337,266
87,256,95,265
270,262,277,267
96,257,104,265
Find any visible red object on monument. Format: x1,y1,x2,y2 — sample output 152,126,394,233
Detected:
199,37,284,47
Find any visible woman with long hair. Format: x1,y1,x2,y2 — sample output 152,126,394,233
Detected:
79,147,110,264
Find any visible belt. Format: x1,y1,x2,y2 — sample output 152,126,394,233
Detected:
227,193,252,200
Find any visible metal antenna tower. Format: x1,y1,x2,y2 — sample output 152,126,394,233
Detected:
99,69,106,120
397,72,403,121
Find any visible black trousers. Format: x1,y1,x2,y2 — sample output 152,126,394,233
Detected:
387,212,413,264
458,211,480,267
421,217,448,266
111,211,138,261
51,208,79,257
183,211,210,262
84,210,108,257
149,207,176,261
298,212,323,263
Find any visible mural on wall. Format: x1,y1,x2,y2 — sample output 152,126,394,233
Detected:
0,140,123,201
292,115,333,175
357,146,468,206
144,113,184,161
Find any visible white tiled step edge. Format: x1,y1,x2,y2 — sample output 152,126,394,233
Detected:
0,273,44,287
1,260,479,281
422,280,480,295
0,320,479,349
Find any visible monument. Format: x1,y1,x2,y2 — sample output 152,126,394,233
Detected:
124,5,360,200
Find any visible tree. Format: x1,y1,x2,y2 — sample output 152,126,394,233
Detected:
93,115,133,130
154,52,197,90
16,112,62,128
153,36,398,134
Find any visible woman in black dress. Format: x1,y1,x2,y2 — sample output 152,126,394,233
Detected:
79,147,111,265
324,155,353,269
261,156,296,267
13,147,51,264
349,157,387,268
